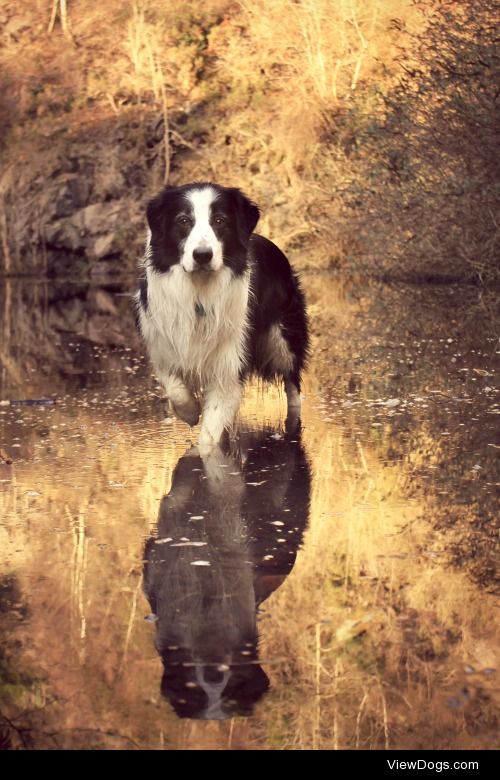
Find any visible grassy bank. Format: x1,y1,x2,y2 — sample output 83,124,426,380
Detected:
0,0,498,281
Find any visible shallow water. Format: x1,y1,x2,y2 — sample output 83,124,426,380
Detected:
0,275,498,750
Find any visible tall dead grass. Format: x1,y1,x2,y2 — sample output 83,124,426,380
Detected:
203,0,418,250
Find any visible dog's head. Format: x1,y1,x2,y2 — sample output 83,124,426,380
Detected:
146,182,260,275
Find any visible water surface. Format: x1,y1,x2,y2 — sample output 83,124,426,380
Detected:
0,275,498,749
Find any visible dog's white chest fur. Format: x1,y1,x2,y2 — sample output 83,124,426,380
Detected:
139,264,250,390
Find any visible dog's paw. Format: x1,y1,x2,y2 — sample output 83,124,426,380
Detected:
171,396,201,426
198,428,218,456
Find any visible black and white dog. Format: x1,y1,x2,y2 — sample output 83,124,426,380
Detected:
136,182,308,449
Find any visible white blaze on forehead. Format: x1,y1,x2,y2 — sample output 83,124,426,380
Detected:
181,186,224,272
185,186,219,227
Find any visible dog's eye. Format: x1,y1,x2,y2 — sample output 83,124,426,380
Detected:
176,215,191,226
213,215,226,226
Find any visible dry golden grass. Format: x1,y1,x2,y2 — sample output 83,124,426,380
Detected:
1,3,498,274
0,0,419,275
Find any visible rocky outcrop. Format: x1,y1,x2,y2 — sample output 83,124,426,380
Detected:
0,112,169,277
44,200,127,259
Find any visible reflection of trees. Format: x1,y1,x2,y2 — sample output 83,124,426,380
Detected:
144,426,311,720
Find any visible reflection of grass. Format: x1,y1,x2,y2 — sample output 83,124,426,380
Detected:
256,423,499,750
0,340,498,748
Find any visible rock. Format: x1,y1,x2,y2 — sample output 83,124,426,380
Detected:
53,176,91,218
44,200,125,254
44,221,82,252
92,233,118,259
46,252,88,278
72,200,123,235
97,169,126,198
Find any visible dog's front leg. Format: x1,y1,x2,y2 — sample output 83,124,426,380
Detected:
198,378,242,453
162,373,201,426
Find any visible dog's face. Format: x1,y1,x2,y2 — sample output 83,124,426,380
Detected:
146,183,260,276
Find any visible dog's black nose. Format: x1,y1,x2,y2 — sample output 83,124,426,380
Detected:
193,248,213,266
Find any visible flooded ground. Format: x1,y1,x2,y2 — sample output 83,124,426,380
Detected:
0,274,498,750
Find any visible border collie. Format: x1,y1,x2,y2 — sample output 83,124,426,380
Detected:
135,182,309,449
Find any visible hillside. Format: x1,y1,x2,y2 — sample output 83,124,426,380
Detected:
0,0,498,281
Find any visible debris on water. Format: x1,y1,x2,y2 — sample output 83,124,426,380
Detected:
190,560,211,566
155,537,173,544
382,398,401,407
189,515,204,521
246,480,267,486
24,490,41,497
170,541,207,547
109,480,126,488
0,398,56,406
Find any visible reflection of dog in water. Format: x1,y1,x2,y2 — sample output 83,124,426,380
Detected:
143,426,310,720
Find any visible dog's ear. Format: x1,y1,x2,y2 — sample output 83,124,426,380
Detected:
146,189,172,237
235,189,260,238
